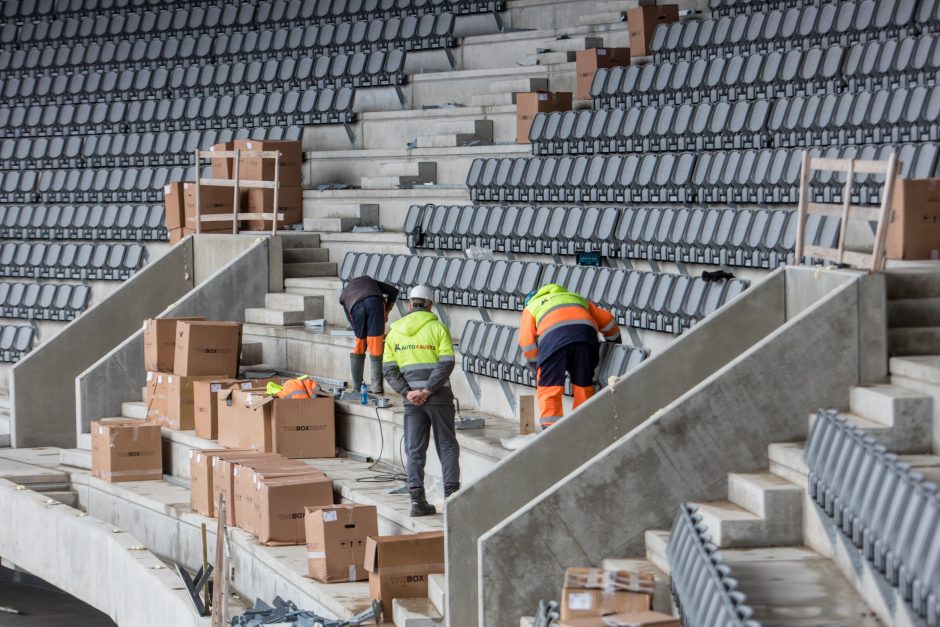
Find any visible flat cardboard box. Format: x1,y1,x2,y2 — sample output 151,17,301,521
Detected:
163,374,227,431
254,474,334,545
516,92,573,144
182,183,237,232
210,141,235,179
174,321,242,378
559,611,680,627
189,448,253,517
888,178,940,260
194,378,278,440
560,588,651,620
91,419,162,483
213,452,284,525
306,504,378,583
575,48,631,100
218,389,336,459
146,371,171,425
163,182,186,231
143,316,204,373
627,5,679,57
234,139,303,182
233,460,324,534
364,531,445,622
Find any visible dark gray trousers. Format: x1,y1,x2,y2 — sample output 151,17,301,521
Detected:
404,402,460,490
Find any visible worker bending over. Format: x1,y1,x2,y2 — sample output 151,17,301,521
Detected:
382,285,460,517
520,283,622,429
339,275,399,393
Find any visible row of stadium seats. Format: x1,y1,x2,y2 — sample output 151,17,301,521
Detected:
0,90,351,138
404,204,839,269
1,0,500,21
0,241,146,280
0,7,458,53
458,320,649,390
709,0,940,25
0,204,166,241
531,87,940,156
0,324,34,362
0,167,185,202
1,51,405,103
0,281,91,320
652,0,925,64
340,252,750,334
591,36,940,109
667,504,758,626
805,409,940,627
466,143,933,206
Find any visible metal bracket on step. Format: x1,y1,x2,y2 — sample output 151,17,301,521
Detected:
343,123,356,146
436,304,452,329
492,10,505,32
175,563,213,617
463,370,483,406
499,379,517,416
619,258,634,270
676,261,689,275
552,254,563,265
627,327,643,348
445,48,457,69
648,260,661,274
397,300,407,317
395,86,406,106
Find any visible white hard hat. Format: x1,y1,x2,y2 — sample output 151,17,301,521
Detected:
409,285,434,302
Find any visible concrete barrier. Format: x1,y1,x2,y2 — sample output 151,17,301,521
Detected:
74,236,270,441
445,267,886,626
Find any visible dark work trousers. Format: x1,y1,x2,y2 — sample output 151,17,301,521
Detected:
404,402,460,490
350,296,386,356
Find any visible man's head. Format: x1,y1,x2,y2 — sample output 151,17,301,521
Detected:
408,285,434,311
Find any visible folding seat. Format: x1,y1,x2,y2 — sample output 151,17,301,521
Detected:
5,282,24,315
650,22,673,62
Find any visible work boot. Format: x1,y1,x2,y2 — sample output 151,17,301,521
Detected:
444,483,461,499
409,488,437,517
368,355,384,394
349,353,366,391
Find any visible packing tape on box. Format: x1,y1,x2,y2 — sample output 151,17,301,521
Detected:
348,565,358,581
374,562,445,575
564,570,654,594
307,551,326,559
99,469,163,479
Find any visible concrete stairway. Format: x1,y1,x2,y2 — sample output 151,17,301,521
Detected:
887,270,940,356
1,448,79,507
470,77,548,107
277,233,337,279
244,292,326,327
304,203,380,233
361,162,437,190
416,119,494,148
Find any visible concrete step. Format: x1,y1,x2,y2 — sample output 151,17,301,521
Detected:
488,77,549,95
304,217,361,232
244,307,305,327
644,529,670,575
265,292,325,319
527,50,577,65
579,11,627,26
849,383,932,429
279,233,321,248
889,327,940,356
432,119,493,137
888,297,940,328
428,573,446,617
241,341,264,366
728,472,802,520
393,598,443,626
360,175,436,189
121,401,148,420
378,161,437,179
689,500,766,549
890,355,940,385
283,248,330,263
283,261,338,278
811,411,933,455
42,490,79,507
767,442,808,487
599,557,672,614
416,133,492,148
886,270,940,300
539,36,603,53
599,0,649,10
469,93,516,107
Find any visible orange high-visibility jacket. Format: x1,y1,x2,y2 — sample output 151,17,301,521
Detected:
276,376,318,399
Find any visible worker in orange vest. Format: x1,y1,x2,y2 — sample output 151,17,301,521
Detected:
519,283,622,429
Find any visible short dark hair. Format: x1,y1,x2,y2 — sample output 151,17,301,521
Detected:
410,298,431,310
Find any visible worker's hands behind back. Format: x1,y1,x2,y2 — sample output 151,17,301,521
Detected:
407,389,432,406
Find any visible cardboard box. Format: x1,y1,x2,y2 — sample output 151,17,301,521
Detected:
242,186,303,231
559,611,680,627
888,178,940,260
627,5,679,57
194,378,278,440
164,182,186,231
233,460,324,534
254,474,335,545
218,389,336,459
306,504,378,583
168,227,194,245
145,371,171,424
91,419,162,483
561,567,654,620
163,374,226,431
182,183,237,232
213,452,284,525
210,141,235,179
575,48,631,100
174,321,242,378
143,317,205,373
234,139,303,182
189,448,253,517
364,531,445,621
516,92,573,144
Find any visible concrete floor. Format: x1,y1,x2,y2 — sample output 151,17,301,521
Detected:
0,569,115,626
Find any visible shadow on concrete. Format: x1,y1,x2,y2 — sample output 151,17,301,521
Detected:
0,566,115,626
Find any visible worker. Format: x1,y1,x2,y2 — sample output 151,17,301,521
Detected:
382,285,460,517
339,275,399,394
519,283,622,430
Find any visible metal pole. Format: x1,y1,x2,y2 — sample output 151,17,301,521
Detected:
272,150,281,238
232,149,240,236
195,150,201,235
201,523,210,611
794,150,810,265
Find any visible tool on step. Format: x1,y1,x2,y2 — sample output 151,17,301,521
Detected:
453,397,485,429
176,561,214,617
229,596,381,626
373,397,391,408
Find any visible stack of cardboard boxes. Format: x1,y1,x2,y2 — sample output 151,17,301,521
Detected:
164,139,304,244
516,91,573,144
557,567,678,626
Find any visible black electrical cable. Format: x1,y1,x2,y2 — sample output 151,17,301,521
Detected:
355,406,407,484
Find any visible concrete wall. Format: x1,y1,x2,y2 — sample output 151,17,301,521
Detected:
10,240,195,448
75,237,269,438
0,478,208,627
476,271,874,624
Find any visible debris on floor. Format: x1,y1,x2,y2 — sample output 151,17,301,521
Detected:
229,597,382,626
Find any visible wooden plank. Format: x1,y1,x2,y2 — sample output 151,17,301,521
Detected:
197,178,279,190
196,150,281,159
803,245,841,262
210,494,225,627
808,156,893,175
199,212,285,222
805,203,882,222
519,395,536,435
